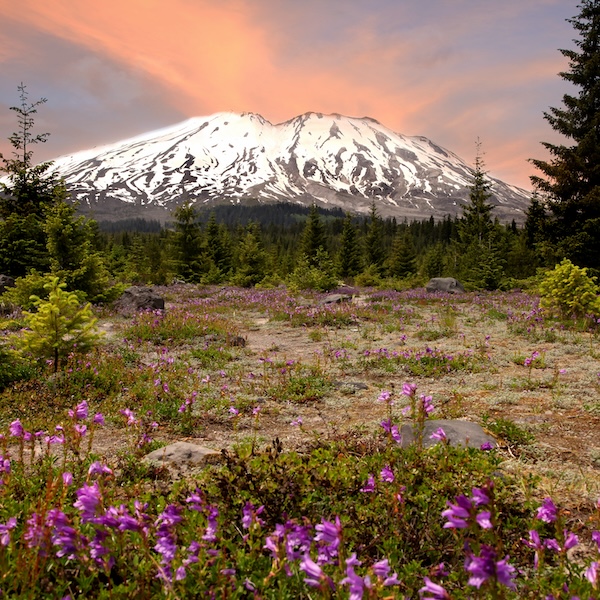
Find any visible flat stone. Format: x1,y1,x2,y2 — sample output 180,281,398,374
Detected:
143,441,222,470
400,419,497,449
319,294,352,305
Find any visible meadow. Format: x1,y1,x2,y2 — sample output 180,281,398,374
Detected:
0,284,599,598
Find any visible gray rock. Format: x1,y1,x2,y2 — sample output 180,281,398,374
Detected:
114,286,165,315
425,277,465,294
319,293,352,305
143,441,222,471
0,275,15,295
400,419,496,449
334,381,369,393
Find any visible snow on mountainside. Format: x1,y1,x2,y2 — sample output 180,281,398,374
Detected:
49,112,531,223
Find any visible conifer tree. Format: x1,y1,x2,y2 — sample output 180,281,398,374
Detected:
0,84,58,218
300,204,327,266
388,232,417,278
456,144,506,289
233,223,267,287
529,0,600,270
205,212,233,279
337,213,362,277
171,202,204,282
364,202,385,272
13,277,100,373
44,195,114,302
0,84,61,276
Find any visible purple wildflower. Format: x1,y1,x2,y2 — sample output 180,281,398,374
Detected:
476,511,493,529
315,516,341,564
465,545,516,590
430,427,447,442
340,560,370,599
202,505,219,542
421,394,435,414
536,497,558,523
69,400,88,421
47,509,80,560
241,502,265,530
24,512,47,552
62,472,73,486
419,576,450,599
8,419,24,438
402,382,417,397
585,561,598,587
471,486,491,506
301,554,334,590
480,441,494,450
592,530,600,551
88,461,113,477
377,390,392,404
523,529,544,569
0,517,16,546
380,465,395,482
74,482,102,523
360,475,376,493
300,554,325,588
442,495,472,529
93,413,105,425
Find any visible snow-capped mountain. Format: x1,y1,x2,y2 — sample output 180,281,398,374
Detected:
49,112,531,222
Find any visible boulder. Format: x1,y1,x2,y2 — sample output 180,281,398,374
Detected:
114,286,165,315
0,275,15,295
425,277,465,294
400,419,496,449
143,441,222,474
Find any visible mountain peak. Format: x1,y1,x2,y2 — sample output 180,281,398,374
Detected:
48,112,530,223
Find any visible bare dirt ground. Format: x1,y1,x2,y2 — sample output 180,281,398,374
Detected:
93,290,600,510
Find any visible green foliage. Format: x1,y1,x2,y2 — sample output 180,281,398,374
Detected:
539,258,600,318
12,277,101,372
481,415,534,447
0,271,57,310
0,212,48,277
44,199,116,302
0,346,37,391
232,223,268,287
288,249,338,292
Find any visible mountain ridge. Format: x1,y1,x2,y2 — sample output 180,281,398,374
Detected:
46,112,531,223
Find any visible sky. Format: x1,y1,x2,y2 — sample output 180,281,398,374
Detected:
0,0,581,190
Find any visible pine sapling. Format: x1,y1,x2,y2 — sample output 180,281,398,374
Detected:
13,277,100,372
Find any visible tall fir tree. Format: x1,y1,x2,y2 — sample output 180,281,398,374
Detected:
0,84,61,277
456,143,506,289
364,202,386,273
0,84,59,219
170,202,204,282
529,0,600,270
204,212,233,281
300,204,327,267
388,232,417,278
337,213,362,277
